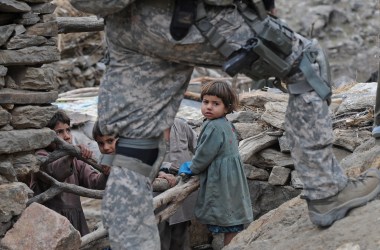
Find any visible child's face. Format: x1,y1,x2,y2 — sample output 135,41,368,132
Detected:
201,95,228,120
95,135,118,154
54,122,72,144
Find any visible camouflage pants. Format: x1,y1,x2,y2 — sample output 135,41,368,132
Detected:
102,166,160,250
285,91,348,200
98,2,256,138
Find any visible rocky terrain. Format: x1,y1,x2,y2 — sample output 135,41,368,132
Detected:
0,0,380,249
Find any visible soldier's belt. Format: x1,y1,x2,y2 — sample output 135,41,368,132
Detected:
112,154,152,177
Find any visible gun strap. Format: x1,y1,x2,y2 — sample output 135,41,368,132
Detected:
298,48,332,100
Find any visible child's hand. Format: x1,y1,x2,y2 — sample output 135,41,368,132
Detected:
77,144,93,159
157,172,177,187
178,161,193,176
102,165,111,176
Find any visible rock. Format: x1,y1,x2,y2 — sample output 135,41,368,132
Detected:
233,122,265,140
224,197,380,250
10,105,58,129
268,166,291,186
0,107,11,127
247,181,301,219
261,101,287,130
243,164,269,181
0,46,60,66
0,0,31,13
0,88,58,104
0,128,56,154
333,129,371,152
0,203,81,250
239,91,289,109
0,182,31,225
0,24,16,47
239,132,279,164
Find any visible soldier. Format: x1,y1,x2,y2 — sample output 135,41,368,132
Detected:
70,0,380,249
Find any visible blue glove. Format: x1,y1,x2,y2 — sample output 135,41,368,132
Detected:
178,161,193,175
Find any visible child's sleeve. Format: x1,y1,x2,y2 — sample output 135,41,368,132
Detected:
37,150,74,182
190,126,222,174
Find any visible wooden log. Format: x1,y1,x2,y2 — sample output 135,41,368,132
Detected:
79,176,199,249
56,16,104,34
184,91,201,102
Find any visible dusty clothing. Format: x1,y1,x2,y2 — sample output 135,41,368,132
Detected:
156,118,198,250
162,118,198,225
285,92,348,200
102,163,159,250
165,118,198,171
190,117,253,227
31,150,108,236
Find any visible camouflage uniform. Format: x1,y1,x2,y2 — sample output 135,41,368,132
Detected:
102,159,160,249
72,0,349,247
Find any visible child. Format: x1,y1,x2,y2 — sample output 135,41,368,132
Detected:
94,119,198,250
30,110,110,236
179,81,253,246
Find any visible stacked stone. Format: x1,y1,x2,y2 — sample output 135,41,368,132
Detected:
0,0,60,239
53,53,106,93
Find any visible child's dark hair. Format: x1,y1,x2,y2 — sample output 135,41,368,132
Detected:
92,120,104,140
92,120,118,140
201,80,239,114
47,110,70,129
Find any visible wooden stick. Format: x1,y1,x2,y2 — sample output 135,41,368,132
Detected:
57,16,104,34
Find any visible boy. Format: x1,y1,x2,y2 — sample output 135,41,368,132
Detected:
93,118,198,250
30,110,110,236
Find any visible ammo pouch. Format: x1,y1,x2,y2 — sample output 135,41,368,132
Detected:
222,14,295,81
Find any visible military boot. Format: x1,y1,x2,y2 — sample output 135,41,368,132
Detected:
307,168,380,227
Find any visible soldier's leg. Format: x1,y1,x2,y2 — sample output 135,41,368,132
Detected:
286,91,380,227
102,165,159,250
98,32,194,248
285,91,347,200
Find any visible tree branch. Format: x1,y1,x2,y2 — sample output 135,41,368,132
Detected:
57,16,104,34
78,176,199,248
27,171,104,206
40,137,104,173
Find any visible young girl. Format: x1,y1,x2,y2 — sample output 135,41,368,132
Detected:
179,81,253,246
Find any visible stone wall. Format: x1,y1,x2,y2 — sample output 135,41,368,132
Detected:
0,0,59,239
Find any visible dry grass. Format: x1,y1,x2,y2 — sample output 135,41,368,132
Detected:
333,81,358,94
53,0,89,17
